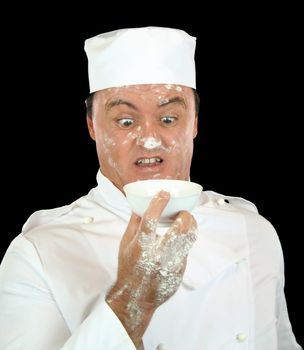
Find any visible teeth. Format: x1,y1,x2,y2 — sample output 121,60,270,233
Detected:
137,157,162,165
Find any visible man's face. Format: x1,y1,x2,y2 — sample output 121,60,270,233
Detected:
87,84,198,192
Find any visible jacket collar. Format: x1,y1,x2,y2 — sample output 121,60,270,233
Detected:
91,170,132,221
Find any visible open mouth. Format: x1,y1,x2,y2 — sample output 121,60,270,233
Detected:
135,157,163,166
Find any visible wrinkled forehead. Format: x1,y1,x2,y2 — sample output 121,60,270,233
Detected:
94,84,194,106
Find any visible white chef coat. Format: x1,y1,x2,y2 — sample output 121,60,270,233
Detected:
0,170,302,350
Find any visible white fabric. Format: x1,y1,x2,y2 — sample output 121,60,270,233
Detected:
84,27,196,92
0,170,302,350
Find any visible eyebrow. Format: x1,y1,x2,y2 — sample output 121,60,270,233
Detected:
105,99,138,111
159,96,187,109
105,95,187,111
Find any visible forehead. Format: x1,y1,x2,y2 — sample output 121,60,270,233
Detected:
94,84,194,105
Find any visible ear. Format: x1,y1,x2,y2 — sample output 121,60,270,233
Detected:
86,116,96,141
193,116,198,139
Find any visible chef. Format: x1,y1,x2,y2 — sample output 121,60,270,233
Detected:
0,26,301,350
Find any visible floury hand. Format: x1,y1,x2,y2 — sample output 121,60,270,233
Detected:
106,191,197,349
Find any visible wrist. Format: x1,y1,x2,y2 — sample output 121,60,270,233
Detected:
106,284,155,347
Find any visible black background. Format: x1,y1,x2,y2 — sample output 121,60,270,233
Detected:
1,3,302,346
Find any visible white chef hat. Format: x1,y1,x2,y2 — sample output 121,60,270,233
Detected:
84,26,196,93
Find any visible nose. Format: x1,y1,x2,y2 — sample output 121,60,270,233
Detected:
136,121,162,150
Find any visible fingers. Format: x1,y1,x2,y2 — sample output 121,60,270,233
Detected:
138,191,170,234
172,211,197,235
121,212,141,245
160,211,197,257
122,190,170,246
166,210,197,238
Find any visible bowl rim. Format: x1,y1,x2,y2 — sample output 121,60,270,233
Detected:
123,179,203,197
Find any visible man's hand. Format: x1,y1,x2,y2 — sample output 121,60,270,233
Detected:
106,191,197,349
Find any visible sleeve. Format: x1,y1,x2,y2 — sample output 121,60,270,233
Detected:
0,235,136,350
276,248,303,350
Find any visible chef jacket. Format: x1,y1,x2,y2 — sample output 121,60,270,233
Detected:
0,170,302,350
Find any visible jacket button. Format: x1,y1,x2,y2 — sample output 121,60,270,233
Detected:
83,216,94,224
217,198,225,205
236,332,247,342
157,343,168,350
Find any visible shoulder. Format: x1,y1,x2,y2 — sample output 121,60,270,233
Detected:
201,190,283,257
202,190,277,235
203,190,259,214
21,202,78,235
201,190,280,240
17,196,95,260
21,191,97,236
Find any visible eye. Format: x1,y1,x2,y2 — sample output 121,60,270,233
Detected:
160,116,177,126
117,118,134,129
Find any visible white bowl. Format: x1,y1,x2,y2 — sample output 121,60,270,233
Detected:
123,179,202,221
